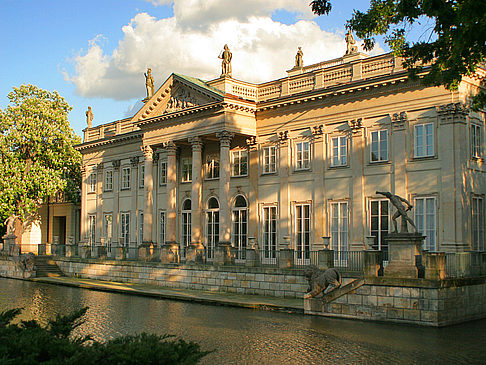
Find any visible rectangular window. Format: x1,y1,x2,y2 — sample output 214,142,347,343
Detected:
330,201,348,264
370,130,388,162
120,212,130,246
138,211,144,244
231,150,248,177
472,196,484,251
369,199,389,261
88,173,97,193
121,167,131,190
295,204,311,262
414,123,434,158
262,146,276,174
206,156,220,179
414,197,437,251
331,136,347,167
182,158,192,182
104,170,113,191
159,161,167,185
139,165,145,188
471,124,482,159
295,141,311,170
159,211,166,245
103,214,112,243
181,211,192,246
88,215,96,245
262,206,277,262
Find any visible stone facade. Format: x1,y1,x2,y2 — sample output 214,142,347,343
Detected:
305,277,486,326
77,49,485,261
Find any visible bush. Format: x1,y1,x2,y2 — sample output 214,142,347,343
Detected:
0,307,210,365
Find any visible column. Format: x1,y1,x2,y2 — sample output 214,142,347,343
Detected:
112,160,120,246
130,156,139,247
80,165,87,243
141,145,154,245
217,131,234,243
152,153,159,244
96,163,103,246
189,137,204,245
165,141,178,243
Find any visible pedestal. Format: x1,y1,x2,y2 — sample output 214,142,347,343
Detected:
115,245,126,260
79,246,91,259
245,249,259,267
384,233,425,278
279,248,293,269
364,250,382,278
160,243,179,264
424,252,446,280
66,245,76,258
186,243,204,264
317,249,334,270
2,234,18,256
214,242,232,266
138,243,153,262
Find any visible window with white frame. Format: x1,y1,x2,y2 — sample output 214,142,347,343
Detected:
139,165,145,188
206,155,220,179
330,201,348,264
231,150,248,177
414,196,437,251
232,195,248,260
471,124,482,159
206,197,219,260
295,141,311,170
103,214,112,243
159,211,166,245
330,136,348,167
370,130,388,162
104,170,113,191
414,123,434,158
262,146,277,174
120,212,130,246
472,196,484,251
181,199,192,248
121,167,131,190
262,205,277,261
182,158,192,182
159,161,167,185
295,203,311,262
138,211,144,244
88,172,96,193
88,215,96,245
369,199,389,261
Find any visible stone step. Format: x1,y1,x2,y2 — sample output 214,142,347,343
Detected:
33,256,64,278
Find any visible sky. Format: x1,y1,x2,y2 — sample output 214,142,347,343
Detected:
0,0,388,137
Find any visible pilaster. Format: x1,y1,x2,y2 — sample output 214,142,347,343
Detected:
112,160,120,245
312,125,325,244
141,145,154,245
246,137,258,241
278,131,290,245
130,156,139,247
96,163,103,246
80,165,87,243
349,121,365,249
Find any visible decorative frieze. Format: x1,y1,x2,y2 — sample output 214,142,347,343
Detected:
278,130,289,141
437,102,468,125
312,125,324,136
392,111,408,130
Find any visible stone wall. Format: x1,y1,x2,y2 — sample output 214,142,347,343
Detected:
305,277,486,326
0,258,35,279
54,258,309,298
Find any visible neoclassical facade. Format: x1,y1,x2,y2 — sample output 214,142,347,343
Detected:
77,49,485,260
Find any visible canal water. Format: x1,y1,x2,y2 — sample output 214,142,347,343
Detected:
0,278,484,364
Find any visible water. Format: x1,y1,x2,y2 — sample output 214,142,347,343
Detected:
0,278,484,364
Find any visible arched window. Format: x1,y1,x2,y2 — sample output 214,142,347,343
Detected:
232,195,248,260
206,197,219,260
181,199,191,250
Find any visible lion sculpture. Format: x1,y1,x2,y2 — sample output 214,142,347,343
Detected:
303,265,341,299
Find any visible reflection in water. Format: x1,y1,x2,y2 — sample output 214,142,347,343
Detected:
0,278,484,364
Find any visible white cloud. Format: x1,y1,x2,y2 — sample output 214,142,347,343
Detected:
67,2,382,101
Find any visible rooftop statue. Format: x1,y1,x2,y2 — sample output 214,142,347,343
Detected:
144,67,155,99
218,44,232,77
376,191,418,233
85,106,93,128
345,29,358,55
295,47,303,68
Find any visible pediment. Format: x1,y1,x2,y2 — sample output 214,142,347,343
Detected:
132,74,224,122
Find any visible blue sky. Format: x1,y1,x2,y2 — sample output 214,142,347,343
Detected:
0,0,382,137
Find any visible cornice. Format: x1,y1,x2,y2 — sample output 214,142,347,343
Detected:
75,131,143,151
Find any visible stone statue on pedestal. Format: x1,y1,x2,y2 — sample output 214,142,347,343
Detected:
218,44,232,77
144,68,155,99
376,191,417,233
345,30,358,55
3,215,18,237
295,47,303,68
85,106,93,128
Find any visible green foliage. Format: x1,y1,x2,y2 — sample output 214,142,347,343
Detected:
311,0,486,109
0,307,210,365
0,84,82,224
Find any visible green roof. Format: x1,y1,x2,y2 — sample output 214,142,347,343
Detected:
174,73,225,97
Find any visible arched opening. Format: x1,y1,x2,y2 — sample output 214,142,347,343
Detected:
206,197,219,260
181,199,192,252
232,195,248,261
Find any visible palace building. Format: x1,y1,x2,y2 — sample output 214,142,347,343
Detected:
77,43,485,262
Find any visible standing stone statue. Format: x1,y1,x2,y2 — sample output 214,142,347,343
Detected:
345,29,358,55
85,106,93,128
295,47,303,68
4,215,17,237
218,44,232,77
376,191,417,233
144,67,155,99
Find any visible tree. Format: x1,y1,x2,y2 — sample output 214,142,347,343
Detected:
0,84,82,225
310,0,486,109
0,307,210,364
